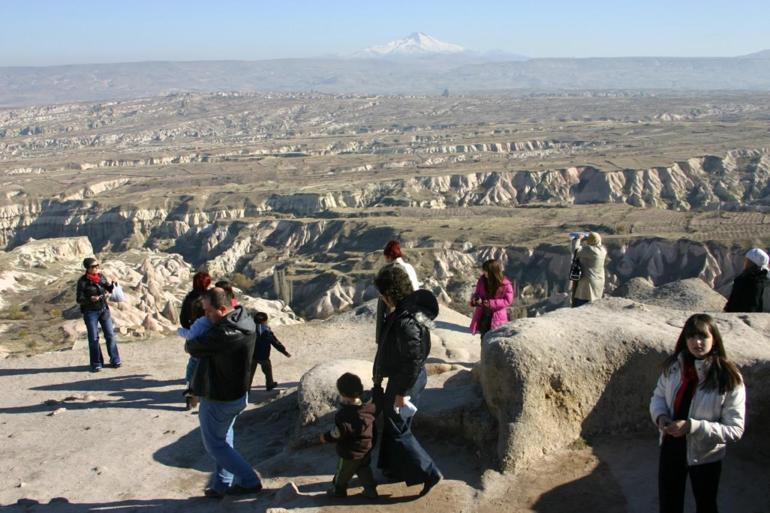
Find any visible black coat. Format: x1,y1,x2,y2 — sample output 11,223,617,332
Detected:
253,326,288,361
724,267,768,312
374,289,439,396
76,273,114,313
186,306,256,401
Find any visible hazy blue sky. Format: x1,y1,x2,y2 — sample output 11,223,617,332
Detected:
2,0,768,66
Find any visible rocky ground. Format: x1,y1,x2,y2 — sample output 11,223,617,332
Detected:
2,298,768,513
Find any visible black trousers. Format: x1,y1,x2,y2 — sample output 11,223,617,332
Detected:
377,368,441,486
252,359,274,387
659,437,721,513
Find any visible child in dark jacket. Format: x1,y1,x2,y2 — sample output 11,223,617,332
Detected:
251,311,291,391
320,373,379,499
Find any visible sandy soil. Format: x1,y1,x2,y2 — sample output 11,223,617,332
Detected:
1,309,767,513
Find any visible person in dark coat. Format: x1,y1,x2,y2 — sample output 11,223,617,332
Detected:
180,271,212,329
76,257,120,372
320,372,378,499
180,271,211,403
373,264,443,497
250,311,291,391
185,287,260,499
724,248,769,313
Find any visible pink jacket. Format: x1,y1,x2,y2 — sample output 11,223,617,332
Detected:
469,276,514,335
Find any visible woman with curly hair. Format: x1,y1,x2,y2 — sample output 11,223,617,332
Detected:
372,264,442,497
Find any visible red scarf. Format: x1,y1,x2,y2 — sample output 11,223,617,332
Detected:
86,273,102,286
672,358,698,419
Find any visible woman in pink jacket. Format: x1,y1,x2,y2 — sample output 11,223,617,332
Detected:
469,259,514,338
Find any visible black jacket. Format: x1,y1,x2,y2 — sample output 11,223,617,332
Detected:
322,401,377,460
186,306,256,401
180,288,206,329
253,325,289,361
76,274,114,313
724,267,768,312
374,289,439,396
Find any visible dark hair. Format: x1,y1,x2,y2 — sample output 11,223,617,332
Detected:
383,240,403,260
203,287,231,311
192,271,211,292
83,257,98,269
215,280,236,302
254,311,268,323
663,314,743,393
336,372,364,398
374,264,413,305
482,259,505,297
190,298,205,321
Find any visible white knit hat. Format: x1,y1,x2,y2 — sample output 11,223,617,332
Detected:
745,248,770,271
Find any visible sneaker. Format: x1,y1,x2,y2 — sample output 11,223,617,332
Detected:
203,488,225,499
227,483,263,495
361,487,379,500
419,471,443,497
90,366,102,373
109,362,122,369
266,382,278,391
326,486,347,497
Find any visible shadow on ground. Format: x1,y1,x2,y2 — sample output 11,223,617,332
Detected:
0,374,187,415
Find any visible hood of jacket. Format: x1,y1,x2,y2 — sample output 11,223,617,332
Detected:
396,289,439,326
219,305,256,335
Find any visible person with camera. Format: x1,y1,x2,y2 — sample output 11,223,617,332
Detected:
76,257,121,372
469,259,514,339
570,232,607,308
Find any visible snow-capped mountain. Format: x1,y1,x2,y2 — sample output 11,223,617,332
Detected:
357,32,465,57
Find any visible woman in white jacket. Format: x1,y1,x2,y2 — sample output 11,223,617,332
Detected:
650,314,745,513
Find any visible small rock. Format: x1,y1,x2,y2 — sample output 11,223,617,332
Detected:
16,498,38,506
16,482,25,488
273,481,301,504
48,407,67,416
49,497,70,504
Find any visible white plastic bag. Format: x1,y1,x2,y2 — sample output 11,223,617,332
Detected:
395,396,418,421
110,284,125,303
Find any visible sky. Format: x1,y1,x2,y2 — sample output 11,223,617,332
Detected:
1,0,769,66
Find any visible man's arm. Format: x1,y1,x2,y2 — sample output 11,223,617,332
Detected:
185,327,225,357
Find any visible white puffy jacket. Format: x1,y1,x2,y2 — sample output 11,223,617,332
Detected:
649,356,746,466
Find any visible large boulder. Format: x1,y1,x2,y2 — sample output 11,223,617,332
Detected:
613,277,727,311
294,359,374,447
481,297,770,473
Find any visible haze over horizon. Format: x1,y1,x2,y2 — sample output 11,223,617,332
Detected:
2,0,769,67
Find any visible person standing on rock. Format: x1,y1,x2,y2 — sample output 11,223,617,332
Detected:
469,259,514,339
571,232,607,307
724,247,769,312
376,240,420,346
76,257,121,372
373,264,443,497
650,313,745,513
185,287,261,499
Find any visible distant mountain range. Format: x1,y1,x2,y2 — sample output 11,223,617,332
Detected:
0,34,769,107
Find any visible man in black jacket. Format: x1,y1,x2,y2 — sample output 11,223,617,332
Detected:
185,287,261,499
724,248,769,312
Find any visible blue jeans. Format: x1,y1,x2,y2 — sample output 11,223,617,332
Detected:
185,356,199,384
378,367,441,486
83,308,120,370
199,394,259,493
